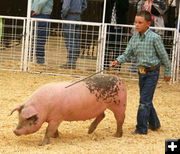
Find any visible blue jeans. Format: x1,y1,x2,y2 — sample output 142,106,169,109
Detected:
32,13,50,63
136,69,161,134
63,15,80,66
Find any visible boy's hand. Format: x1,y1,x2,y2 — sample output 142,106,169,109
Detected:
112,60,119,68
32,11,39,15
164,77,171,82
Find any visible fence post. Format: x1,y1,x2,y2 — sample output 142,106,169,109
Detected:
23,0,32,71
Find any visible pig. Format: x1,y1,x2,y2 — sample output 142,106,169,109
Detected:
10,74,127,146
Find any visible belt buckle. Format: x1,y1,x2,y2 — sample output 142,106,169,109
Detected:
138,66,146,74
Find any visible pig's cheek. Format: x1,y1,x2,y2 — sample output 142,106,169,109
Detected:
25,122,39,134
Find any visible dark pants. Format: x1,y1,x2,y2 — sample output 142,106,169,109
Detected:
63,14,80,66
32,13,50,64
136,69,161,134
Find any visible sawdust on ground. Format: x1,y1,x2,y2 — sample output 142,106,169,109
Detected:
0,70,180,154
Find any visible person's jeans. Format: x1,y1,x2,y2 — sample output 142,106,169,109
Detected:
32,13,50,64
136,69,161,134
63,14,80,66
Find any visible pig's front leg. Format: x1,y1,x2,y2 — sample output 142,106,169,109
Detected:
52,130,59,138
39,121,61,146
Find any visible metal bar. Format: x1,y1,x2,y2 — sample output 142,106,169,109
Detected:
102,0,106,24
176,1,180,81
23,0,32,71
20,19,26,71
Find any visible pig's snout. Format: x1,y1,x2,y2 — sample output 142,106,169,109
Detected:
14,130,21,136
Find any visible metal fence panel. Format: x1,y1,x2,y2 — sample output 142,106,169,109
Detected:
27,19,101,77
0,16,26,71
0,16,179,82
102,24,177,81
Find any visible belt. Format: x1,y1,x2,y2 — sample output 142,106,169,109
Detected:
138,65,159,74
68,12,81,15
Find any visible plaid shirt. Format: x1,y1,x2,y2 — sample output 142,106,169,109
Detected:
116,28,171,77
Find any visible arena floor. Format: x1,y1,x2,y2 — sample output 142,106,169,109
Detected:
0,70,180,154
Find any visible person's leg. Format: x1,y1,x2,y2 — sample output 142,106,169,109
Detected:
62,15,80,68
148,104,161,130
135,70,160,134
72,24,80,65
32,14,50,64
63,22,71,65
68,23,80,67
36,15,50,64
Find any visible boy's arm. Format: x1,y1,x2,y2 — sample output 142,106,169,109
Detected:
115,38,135,64
154,35,171,81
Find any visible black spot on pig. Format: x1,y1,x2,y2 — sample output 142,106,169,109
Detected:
85,75,122,103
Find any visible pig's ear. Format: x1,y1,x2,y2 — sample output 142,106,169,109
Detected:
9,105,24,116
21,106,38,119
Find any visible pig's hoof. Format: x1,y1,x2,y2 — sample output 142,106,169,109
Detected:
38,142,49,146
52,130,59,138
88,127,96,134
114,132,122,138
38,140,50,146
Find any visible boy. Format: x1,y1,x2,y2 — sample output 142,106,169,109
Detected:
112,10,171,134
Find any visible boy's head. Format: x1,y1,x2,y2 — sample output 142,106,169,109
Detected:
135,10,152,35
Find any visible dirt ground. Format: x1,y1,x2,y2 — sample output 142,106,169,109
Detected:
0,70,180,154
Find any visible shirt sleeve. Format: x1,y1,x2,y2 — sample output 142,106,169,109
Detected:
154,35,171,77
33,0,49,13
61,0,71,18
116,37,134,64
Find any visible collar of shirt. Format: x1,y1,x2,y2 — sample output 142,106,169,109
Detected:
137,28,150,40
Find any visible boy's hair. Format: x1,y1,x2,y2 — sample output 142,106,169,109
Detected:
136,10,152,22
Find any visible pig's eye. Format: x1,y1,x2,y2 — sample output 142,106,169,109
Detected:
27,117,34,121
27,115,38,121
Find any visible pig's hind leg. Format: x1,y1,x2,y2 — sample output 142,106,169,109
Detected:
110,106,125,137
39,121,61,146
88,112,105,134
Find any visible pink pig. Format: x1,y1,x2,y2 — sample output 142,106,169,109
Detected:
10,74,127,146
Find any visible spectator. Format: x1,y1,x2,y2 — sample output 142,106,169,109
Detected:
31,0,53,64
104,0,129,70
112,10,171,135
60,0,87,69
